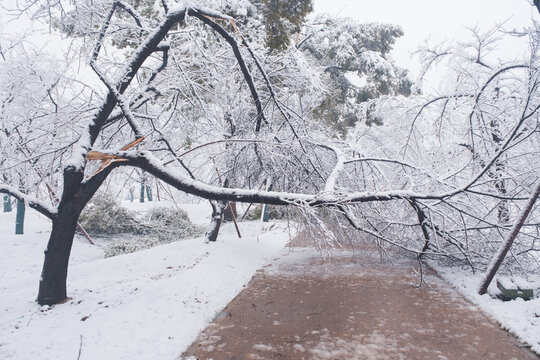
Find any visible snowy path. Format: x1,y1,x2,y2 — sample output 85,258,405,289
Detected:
0,207,294,360
181,245,539,360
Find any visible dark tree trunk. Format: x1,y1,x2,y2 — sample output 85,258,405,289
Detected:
37,206,80,305
36,165,112,305
140,182,145,203
15,199,25,234
37,167,86,305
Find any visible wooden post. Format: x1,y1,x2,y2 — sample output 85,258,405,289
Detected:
227,202,242,238
76,223,95,245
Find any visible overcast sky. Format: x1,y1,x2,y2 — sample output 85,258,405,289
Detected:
314,0,539,84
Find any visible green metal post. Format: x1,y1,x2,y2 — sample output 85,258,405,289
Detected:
146,185,153,202
3,195,12,212
139,183,145,203
15,199,25,235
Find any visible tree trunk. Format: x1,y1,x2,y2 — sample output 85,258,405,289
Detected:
409,200,431,258
37,205,80,305
478,178,540,295
36,166,111,305
206,201,225,242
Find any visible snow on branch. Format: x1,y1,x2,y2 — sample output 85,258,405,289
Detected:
318,143,344,193
66,7,189,172
0,185,56,220
89,61,144,138
187,8,268,132
111,151,462,206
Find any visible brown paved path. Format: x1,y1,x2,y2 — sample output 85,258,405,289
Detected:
180,245,538,360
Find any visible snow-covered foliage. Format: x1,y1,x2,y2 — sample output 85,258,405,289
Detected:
103,206,203,257
300,14,412,132
78,196,203,255
79,194,140,235
341,26,540,274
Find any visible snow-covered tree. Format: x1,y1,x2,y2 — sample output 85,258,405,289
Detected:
0,1,538,306
344,25,540,273
299,14,413,134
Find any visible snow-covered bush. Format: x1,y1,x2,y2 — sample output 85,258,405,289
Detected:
142,207,202,241
105,207,203,257
78,195,141,235
244,205,287,221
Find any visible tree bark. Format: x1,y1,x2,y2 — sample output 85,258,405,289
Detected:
37,167,86,305
36,165,116,305
37,206,80,305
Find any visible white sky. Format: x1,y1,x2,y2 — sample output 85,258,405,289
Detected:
314,0,539,83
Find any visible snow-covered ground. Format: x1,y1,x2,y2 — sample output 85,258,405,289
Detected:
0,202,293,360
435,266,540,355
2,201,539,359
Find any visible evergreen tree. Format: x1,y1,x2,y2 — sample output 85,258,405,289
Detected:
300,15,412,134
253,0,313,51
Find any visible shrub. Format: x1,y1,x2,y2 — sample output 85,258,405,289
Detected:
142,206,202,241
104,206,203,257
244,204,287,221
79,195,140,235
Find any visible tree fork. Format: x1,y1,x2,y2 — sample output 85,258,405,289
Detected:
409,200,431,258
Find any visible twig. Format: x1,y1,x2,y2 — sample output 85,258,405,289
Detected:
77,335,83,360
